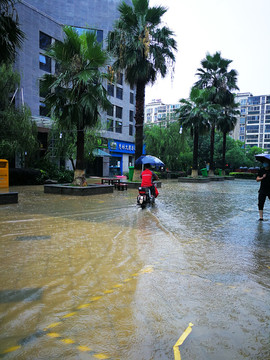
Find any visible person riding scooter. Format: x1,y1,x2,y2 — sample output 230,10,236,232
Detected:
140,163,159,196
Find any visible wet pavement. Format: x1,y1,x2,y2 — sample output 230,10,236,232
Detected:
0,180,269,360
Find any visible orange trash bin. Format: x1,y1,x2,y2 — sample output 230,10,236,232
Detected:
0,159,9,188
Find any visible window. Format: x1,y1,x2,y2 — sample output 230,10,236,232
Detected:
248,97,260,105
116,106,122,119
247,116,259,121
115,121,122,133
241,108,246,114
39,54,51,72
117,72,123,85
129,124,133,136
107,119,114,132
39,102,50,116
107,83,114,97
107,105,114,117
39,80,49,98
239,117,246,124
73,27,103,43
130,92,134,104
129,110,134,122
96,30,103,43
116,87,123,100
39,32,51,50
240,99,247,105
246,125,259,133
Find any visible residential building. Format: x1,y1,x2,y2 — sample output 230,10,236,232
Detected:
14,0,135,176
232,92,270,150
145,99,180,126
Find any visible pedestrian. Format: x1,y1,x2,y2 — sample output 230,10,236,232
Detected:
140,163,158,196
256,159,270,221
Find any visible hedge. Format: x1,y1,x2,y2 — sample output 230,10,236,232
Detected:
229,172,257,179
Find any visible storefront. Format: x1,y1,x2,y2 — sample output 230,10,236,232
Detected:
108,140,135,176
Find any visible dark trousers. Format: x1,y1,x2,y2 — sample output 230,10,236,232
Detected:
258,193,270,210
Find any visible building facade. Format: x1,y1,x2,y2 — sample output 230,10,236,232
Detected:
14,0,135,176
232,93,270,151
145,99,180,126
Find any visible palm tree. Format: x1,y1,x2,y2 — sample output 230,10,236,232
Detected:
0,0,25,64
216,98,240,174
194,51,239,175
41,26,111,184
176,87,218,177
107,0,177,164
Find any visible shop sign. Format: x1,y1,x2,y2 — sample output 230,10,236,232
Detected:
109,140,135,154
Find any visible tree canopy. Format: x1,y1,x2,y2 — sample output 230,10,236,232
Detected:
41,26,111,182
0,64,37,162
107,0,177,161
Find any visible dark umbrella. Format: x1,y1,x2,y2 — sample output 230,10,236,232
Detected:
135,155,165,167
255,153,270,163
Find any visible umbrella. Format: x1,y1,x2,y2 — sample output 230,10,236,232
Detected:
135,155,165,167
255,153,270,163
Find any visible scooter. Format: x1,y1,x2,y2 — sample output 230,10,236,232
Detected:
137,186,155,208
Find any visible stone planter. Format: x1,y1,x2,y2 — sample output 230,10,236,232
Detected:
178,177,210,183
44,183,113,196
0,191,18,204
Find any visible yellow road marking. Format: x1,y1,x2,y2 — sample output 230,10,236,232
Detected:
141,266,154,274
77,303,91,309
47,332,61,338
123,278,132,282
113,284,123,288
62,312,76,318
103,289,114,294
132,273,139,277
94,354,110,359
61,338,75,344
2,345,21,354
173,323,194,360
44,322,61,330
90,296,103,301
77,345,92,352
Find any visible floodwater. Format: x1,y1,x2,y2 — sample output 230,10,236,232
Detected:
0,180,269,360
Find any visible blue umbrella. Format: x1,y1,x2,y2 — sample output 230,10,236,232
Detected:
255,153,270,163
135,155,165,167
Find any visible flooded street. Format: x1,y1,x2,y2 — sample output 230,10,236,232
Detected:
0,180,269,360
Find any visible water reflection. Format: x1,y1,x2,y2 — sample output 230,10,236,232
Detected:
0,181,269,359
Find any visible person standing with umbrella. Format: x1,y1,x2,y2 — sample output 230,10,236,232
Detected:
255,154,270,221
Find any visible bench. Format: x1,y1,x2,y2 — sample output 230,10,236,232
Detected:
114,183,128,191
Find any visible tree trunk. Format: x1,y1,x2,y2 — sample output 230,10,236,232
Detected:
69,157,75,171
134,81,145,169
73,125,86,186
209,122,215,176
222,130,227,174
192,127,199,177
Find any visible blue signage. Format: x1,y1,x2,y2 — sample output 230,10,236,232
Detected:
109,140,135,154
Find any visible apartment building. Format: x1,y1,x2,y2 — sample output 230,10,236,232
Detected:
14,0,135,176
145,99,180,126
232,92,270,150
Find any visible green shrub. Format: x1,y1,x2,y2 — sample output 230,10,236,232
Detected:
229,172,256,179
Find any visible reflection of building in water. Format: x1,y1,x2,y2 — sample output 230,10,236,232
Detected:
231,92,270,150
144,99,180,127
14,0,135,176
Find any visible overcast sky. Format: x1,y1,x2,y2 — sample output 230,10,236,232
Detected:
146,0,270,104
